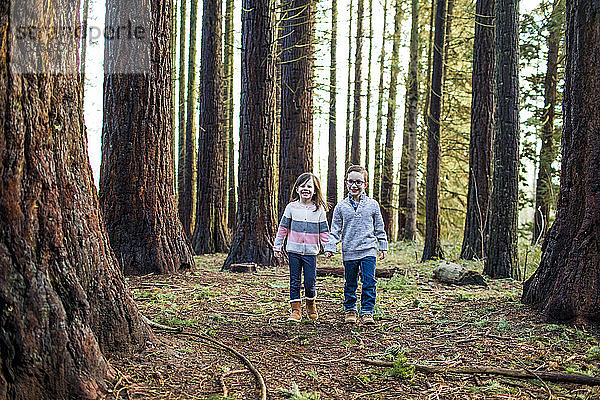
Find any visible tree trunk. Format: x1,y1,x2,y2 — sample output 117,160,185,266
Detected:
404,0,420,241
460,0,494,260
380,0,403,240
225,0,236,233
327,0,338,224
397,119,409,239
223,0,278,270
422,0,436,124
372,0,388,202
192,0,230,254
364,0,374,193
278,0,314,216
171,0,178,176
345,0,354,170
179,0,199,237
484,0,519,279
422,0,447,261
80,0,90,91
101,0,195,276
0,1,149,397
350,0,364,165
532,0,564,245
177,0,187,200
522,0,600,325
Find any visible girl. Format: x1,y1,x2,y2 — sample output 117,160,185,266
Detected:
274,173,329,322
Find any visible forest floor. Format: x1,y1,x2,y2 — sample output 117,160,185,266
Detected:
108,242,600,400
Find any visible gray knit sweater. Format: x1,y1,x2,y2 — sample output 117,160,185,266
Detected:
324,194,388,261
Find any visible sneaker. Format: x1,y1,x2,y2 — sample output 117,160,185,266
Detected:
362,314,375,325
344,310,358,324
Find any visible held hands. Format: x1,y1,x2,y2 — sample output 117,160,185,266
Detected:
379,250,387,260
274,250,282,259
324,251,334,259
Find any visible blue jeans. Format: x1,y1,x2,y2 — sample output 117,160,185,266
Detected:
288,253,317,302
343,256,376,315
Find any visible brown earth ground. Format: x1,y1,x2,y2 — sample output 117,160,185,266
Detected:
108,243,600,400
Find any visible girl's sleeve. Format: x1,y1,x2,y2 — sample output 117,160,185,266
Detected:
324,205,342,254
318,208,330,245
273,205,292,252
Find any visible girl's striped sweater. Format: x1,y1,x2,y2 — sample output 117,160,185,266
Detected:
273,201,330,255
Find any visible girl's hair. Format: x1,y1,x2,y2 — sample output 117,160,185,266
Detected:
289,173,329,212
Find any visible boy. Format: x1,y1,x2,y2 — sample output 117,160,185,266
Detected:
324,165,388,325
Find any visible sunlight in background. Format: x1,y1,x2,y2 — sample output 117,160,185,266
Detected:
84,0,542,205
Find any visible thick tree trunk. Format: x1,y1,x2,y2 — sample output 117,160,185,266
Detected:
364,0,373,193
223,0,278,270
0,1,149,397
177,0,187,199
532,0,564,245
278,0,314,216
101,0,195,276
327,0,338,224
484,0,519,279
422,0,447,261
422,0,436,124
460,0,494,260
522,0,600,325
404,0,420,242
179,0,199,237
345,0,353,170
192,0,230,254
350,0,364,165
372,0,388,202
225,0,236,233
380,0,403,240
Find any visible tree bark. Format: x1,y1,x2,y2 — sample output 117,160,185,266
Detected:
422,0,447,261
380,0,404,240
484,0,519,279
404,0,420,241
522,0,600,325
460,0,495,260
278,0,314,216
372,0,388,202
532,0,564,245
179,0,199,237
101,0,195,276
327,0,338,223
345,0,353,171
177,0,187,200
223,0,278,270
192,0,230,254
350,0,364,165
364,0,374,193
225,0,236,233
1,1,149,397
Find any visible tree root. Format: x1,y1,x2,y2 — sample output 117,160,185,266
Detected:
142,316,267,400
360,359,600,386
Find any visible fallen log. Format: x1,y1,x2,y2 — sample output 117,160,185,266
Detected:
360,359,600,386
317,266,402,279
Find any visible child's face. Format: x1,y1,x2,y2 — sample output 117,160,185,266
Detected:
296,177,315,201
346,171,366,197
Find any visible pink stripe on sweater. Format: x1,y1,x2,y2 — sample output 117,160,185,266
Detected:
288,231,321,245
276,226,290,239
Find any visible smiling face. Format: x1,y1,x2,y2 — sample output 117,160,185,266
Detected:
346,170,366,198
296,177,315,202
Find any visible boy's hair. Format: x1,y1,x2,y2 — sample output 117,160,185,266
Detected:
290,172,329,212
346,165,368,182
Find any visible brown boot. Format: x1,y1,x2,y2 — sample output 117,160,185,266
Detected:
306,299,318,320
288,301,302,322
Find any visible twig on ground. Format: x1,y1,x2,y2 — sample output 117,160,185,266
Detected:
456,337,478,344
144,316,267,400
516,358,553,399
360,359,600,386
299,352,353,365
